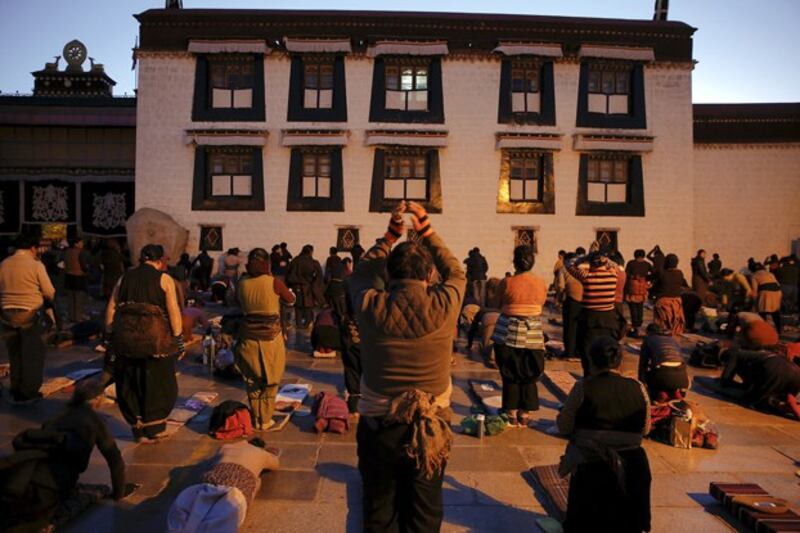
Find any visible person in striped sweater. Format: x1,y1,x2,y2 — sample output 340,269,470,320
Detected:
566,252,623,376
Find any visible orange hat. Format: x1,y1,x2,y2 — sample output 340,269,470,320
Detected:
744,320,779,348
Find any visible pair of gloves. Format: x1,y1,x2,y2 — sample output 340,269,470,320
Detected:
385,200,433,245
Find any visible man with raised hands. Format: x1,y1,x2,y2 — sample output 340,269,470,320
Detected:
349,200,466,532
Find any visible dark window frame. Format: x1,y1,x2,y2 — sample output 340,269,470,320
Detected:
369,147,442,213
498,60,556,125
192,54,265,122
287,55,348,122
576,61,646,129
497,150,555,215
287,146,344,212
369,57,444,124
192,145,264,211
576,153,644,217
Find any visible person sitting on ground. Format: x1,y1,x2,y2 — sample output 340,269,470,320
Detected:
557,336,652,533
0,386,128,532
491,245,547,427
638,323,688,402
653,253,687,336
348,200,465,532
750,263,783,333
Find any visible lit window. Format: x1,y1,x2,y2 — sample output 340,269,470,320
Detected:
385,64,429,111
587,65,631,115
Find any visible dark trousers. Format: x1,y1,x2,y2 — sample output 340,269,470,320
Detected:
646,364,689,398
628,301,644,329
759,311,783,334
358,418,445,533
326,280,348,318
562,298,582,357
493,344,544,411
114,354,178,439
6,321,46,400
340,326,362,413
577,309,620,376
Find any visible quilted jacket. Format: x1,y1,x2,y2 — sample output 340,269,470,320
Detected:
349,232,466,399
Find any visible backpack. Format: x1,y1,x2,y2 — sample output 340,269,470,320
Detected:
689,342,722,368
208,401,253,440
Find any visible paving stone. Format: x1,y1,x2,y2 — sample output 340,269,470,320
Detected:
732,472,800,508
275,442,320,469
315,463,361,505
258,470,321,501
441,505,547,532
713,424,797,446
317,443,357,467
649,506,737,532
653,444,795,473
447,446,528,472
470,471,547,509
650,472,738,508
242,501,360,533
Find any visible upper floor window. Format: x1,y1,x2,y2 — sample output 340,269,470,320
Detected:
509,155,542,202
385,64,428,111
287,147,344,212
369,148,442,213
498,60,555,125
369,57,444,124
192,54,265,122
287,56,347,122
576,61,645,129
576,153,644,217
496,150,555,215
192,145,264,211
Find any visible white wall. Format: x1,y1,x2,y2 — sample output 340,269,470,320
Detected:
135,52,695,279
693,144,800,270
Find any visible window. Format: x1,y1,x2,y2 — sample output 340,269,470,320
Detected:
511,61,540,114
369,58,444,124
498,61,555,125
595,230,618,254
383,154,428,201
369,148,442,213
586,157,628,204
287,56,347,122
385,64,428,111
209,55,255,109
192,54,265,122
199,225,224,251
576,154,644,217
337,227,360,251
287,147,344,212
514,228,538,254
192,146,264,211
587,66,630,115
209,151,254,197
576,62,645,129
302,152,332,198
508,156,543,202
303,60,334,109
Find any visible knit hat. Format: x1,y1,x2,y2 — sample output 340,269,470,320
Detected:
743,320,779,348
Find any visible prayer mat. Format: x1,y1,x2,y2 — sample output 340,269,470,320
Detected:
531,464,570,520
161,391,219,437
710,482,800,533
541,370,578,402
275,383,312,411
49,483,111,530
468,379,503,415
40,368,103,397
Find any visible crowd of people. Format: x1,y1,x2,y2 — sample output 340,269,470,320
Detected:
0,209,799,532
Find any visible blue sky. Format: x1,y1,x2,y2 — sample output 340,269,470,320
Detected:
0,0,797,102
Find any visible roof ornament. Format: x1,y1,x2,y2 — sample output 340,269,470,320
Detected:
653,0,669,21
166,0,183,8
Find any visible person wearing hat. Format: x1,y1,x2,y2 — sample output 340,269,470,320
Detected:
234,248,296,430
105,244,184,442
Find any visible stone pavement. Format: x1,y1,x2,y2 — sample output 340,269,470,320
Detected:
1,304,798,533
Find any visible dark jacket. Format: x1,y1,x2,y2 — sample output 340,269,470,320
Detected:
639,332,683,381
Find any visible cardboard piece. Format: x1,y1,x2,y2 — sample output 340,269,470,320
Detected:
468,379,503,415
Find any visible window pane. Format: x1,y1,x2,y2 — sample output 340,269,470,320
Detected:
212,88,232,108
232,175,252,196
401,67,414,91
527,70,539,92
304,88,318,109
407,90,428,111
320,64,334,89
240,155,252,174
587,182,605,202
384,179,405,199
512,92,526,112
385,158,397,178
303,155,316,176
510,161,523,179
608,94,629,114
302,177,317,197
525,179,540,201
414,157,426,178
415,67,428,90
211,155,225,174
588,70,601,92
615,71,629,94
588,93,607,113
232,88,252,108
526,93,540,113
385,67,399,90
212,175,231,196
509,179,524,201
599,160,613,182
399,158,412,177
304,64,319,89
511,70,525,92
406,179,427,200
606,183,627,203
225,155,240,174
524,160,538,179
317,177,331,198
318,155,331,176
613,160,628,182
601,71,615,94
385,90,404,110
318,89,333,109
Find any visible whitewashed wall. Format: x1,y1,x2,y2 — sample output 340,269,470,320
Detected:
135,53,695,279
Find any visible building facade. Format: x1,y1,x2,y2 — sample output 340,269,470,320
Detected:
0,40,136,246
133,9,797,277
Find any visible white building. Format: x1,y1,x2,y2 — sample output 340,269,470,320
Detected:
133,8,799,277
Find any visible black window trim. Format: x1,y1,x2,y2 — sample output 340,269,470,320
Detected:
576,153,644,217
369,147,442,213
287,55,348,122
287,146,344,212
576,61,646,130
192,145,265,211
369,57,444,124
497,149,555,215
192,53,266,122
498,59,556,125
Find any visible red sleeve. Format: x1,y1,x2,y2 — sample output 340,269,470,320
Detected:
273,277,296,304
